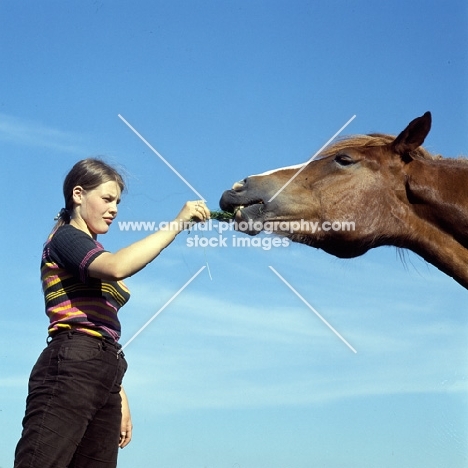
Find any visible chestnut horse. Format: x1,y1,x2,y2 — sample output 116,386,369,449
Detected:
219,112,468,289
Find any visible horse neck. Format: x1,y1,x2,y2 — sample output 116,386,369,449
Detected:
405,220,468,289
404,157,468,289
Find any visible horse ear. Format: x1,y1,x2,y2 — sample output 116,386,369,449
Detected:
391,112,432,156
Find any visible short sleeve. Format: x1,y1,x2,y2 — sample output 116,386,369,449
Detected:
47,225,106,283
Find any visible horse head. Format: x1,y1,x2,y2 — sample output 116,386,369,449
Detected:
220,112,468,288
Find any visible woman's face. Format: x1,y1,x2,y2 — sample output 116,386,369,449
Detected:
72,180,121,238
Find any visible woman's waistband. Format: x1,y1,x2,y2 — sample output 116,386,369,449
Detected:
47,330,124,354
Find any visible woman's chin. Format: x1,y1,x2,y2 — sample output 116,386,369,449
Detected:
90,225,110,237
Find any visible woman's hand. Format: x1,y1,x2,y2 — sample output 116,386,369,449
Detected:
175,200,210,226
119,387,133,449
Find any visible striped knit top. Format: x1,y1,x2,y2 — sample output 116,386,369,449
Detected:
41,225,130,342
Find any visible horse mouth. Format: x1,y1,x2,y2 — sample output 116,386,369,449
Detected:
234,201,264,219
221,199,267,235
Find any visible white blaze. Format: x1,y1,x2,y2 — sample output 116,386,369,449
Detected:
250,162,306,178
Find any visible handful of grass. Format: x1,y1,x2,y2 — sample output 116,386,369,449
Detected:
209,210,236,222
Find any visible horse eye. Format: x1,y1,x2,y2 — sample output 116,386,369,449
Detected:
334,154,355,166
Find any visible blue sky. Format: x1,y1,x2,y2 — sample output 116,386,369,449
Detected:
1,1,467,467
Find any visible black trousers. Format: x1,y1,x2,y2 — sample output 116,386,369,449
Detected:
14,332,128,468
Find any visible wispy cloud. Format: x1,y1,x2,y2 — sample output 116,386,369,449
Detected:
0,113,86,154
120,281,468,414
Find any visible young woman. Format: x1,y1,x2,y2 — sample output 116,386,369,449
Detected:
14,158,210,468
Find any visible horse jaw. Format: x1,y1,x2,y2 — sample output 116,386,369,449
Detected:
288,231,373,258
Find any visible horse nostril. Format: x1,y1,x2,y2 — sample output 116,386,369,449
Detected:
232,180,245,190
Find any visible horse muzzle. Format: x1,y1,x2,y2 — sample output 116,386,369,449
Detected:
219,178,273,235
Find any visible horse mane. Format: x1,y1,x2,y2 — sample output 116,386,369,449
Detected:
318,133,443,161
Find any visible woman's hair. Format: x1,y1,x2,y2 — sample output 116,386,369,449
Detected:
51,158,126,235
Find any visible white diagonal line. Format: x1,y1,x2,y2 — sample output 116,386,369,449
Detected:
121,266,206,350
269,266,357,353
268,115,356,202
118,114,206,201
